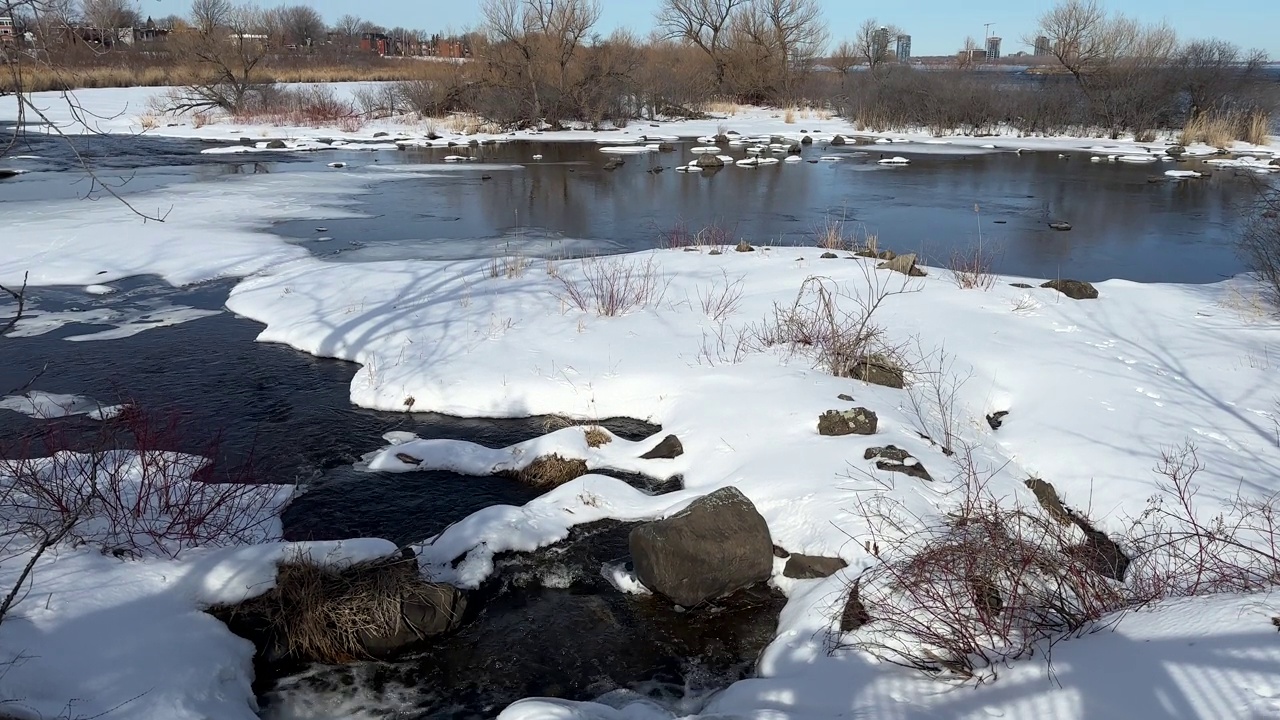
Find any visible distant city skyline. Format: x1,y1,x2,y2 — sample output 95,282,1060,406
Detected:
152,0,1279,57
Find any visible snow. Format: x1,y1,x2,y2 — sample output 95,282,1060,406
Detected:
1166,169,1204,179
0,390,126,419
8,84,1277,161
5,83,1280,719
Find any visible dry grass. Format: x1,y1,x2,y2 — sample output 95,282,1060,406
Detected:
815,217,851,251
440,112,504,135
583,426,612,448
515,454,589,488
1,61,422,94
557,255,669,317
949,243,999,290
702,100,741,116
784,107,797,124
1180,109,1274,148
489,254,531,279
218,553,455,664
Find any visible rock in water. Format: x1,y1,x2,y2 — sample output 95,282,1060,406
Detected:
1048,221,1072,231
1040,279,1098,300
629,486,773,607
817,408,878,436
695,153,725,168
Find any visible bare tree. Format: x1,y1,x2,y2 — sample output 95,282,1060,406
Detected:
164,2,272,112
79,0,138,29
1178,40,1270,119
755,0,827,100
277,4,323,47
656,0,750,90
189,0,231,33
853,18,899,73
333,12,365,46
830,39,858,82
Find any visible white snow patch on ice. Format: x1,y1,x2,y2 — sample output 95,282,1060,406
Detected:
0,391,126,419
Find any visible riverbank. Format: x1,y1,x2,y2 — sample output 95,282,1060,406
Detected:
5,84,1279,163
3,98,1280,719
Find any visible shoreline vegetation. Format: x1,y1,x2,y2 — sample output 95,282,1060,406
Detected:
3,0,1277,146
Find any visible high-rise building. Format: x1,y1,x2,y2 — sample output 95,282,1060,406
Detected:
873,26,890,59
895,34,912,62
985,36,1002,60
1034,35,1051,56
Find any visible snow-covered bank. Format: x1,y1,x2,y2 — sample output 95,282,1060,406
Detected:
5,84,1278,161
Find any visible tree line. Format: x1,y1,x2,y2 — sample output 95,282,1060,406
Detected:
3,0,1276,143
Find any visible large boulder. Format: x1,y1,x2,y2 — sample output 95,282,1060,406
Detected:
640,434,684,459
1040,279,1098,300
817,408,878,436
629,486,774,607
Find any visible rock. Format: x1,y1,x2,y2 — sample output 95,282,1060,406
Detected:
239,137,254,145
837,394,855,402
1040,279,1098,300
735,241,755,253
358,583,469,657
0,169,22,179
1065,534,1131,582
629,487,774,607
787,144,802,154
657,143,675,152
1166,145,1185,157
800,134,814,145
695,153,725,168
876,252,926,277
817,408,878,437
864,445,933,481
650,165,665,173
783,554,848,579
831,135,847,146
265,139,287,149
640,434,684,460
708,249,723,255
820,252,838,259
986,410,1009,430
847,354,905,388
373,131,389,138
604,158,624,171
468,139,480,147
395,452,422,465
854,248,896,261
1048,221,1072,231
1009,282,1034,289
1024,477,1075,525
512,454,590,488
714,133,730,145
839,580,870,632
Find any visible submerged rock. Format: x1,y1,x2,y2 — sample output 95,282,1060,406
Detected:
630,486,773,607
1048,221,1072,231
1041,279,1098,300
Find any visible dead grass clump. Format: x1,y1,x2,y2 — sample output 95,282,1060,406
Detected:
814,217,851,251
489,254,531,279
949,243,999,290
515,454,589,488
584,426,612,448
1181,109,1273,148
784,107,797,124
219,553,458,664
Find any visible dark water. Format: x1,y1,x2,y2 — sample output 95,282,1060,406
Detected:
0,128,1272,717
269,139,1267,284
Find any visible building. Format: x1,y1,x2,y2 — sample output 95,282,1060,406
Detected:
985,35,1002,60
0,15,14,43
873,25,890,59
895,34,912,62
1034,35,1050,56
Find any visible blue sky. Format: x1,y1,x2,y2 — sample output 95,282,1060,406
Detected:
155,0,1278,57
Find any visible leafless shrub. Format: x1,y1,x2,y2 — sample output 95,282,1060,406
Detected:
904,342,972,456
738,267,914,378
658,220,738,250
950,206,1000,290
583,427,612,448
1239,184,1280,311
0,273,28,337
1127,442,1280,601
843,446,1129,684
557,256,669,317
0,407,285,561
814,217,850,251
695,271,745,324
